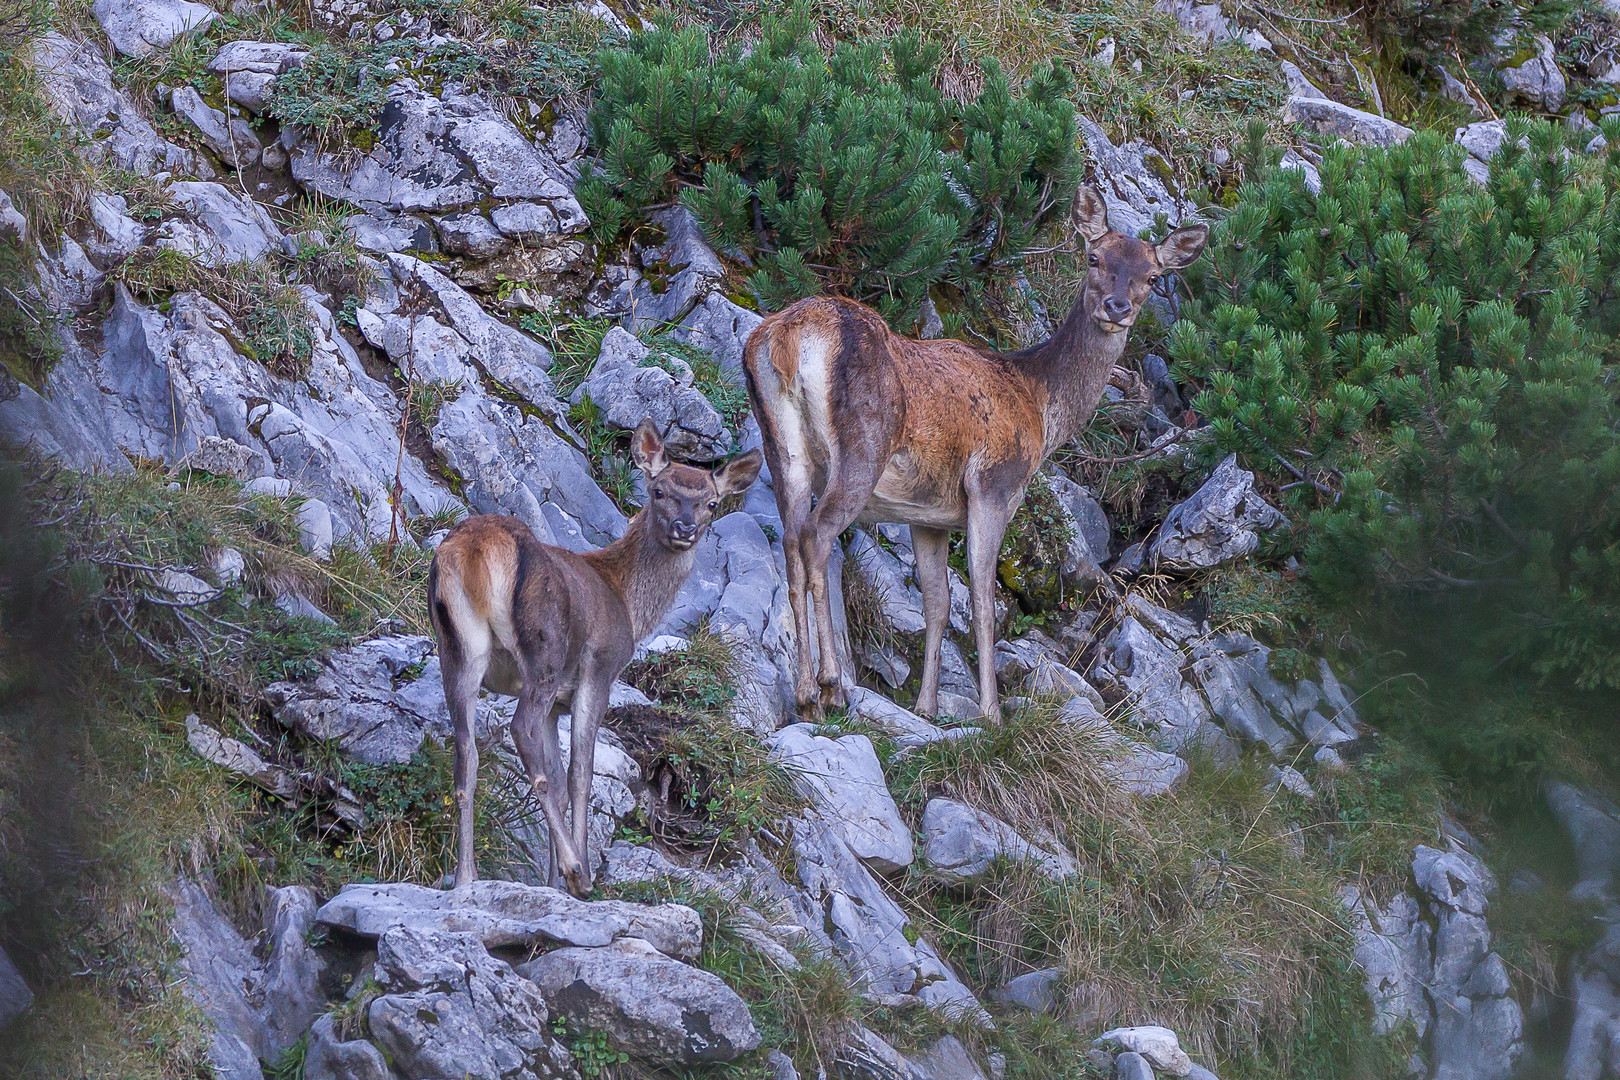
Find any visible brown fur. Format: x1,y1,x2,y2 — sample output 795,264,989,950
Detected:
428,421,761,895
744,184,1207,723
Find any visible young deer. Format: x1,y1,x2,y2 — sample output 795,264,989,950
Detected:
428,421,762,895
744,184,1207,724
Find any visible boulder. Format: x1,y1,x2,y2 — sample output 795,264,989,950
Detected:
921,798,1076,883
367,926,574,1080
1094,1026,1193,1077
160,182,285,265
171,86,261,166
1090,617,1226,753
1500,34,1565,111
667,292,762,379
1544,781,1620,899
847,687,976,752
304,1013,391,1080
1282,95,1413,148
86,192,148,263
1150,455,1285,569
207,40,306,76
1103,743,1190,797
767,724,912,872
434,211,511,259
94,0,218,58
1115,1053,1155,1080
574,327,732,461
519,936,760,1065
1156,0,1270,50
316,880,703,959
990,968,1061,1013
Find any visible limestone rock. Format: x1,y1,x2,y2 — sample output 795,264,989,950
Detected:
317,880,703,959
304,1013,391,1080
787,812,985,1021
990,968,1061,1013
574,327,732,461
921,798,1076,883
368,926,574,1080
1094,1026,1193,1077
767,724,912,872
1150,454,1285,570
171,86,261,166
31,32,199,176
94,0,218,58
1079,117,1190,236
1103,743,1190,797
185,713,296,798
519,936,760,1065
626,206,726,331
1500,34,1565,111
0,946,33,1031
1283,95,1413,148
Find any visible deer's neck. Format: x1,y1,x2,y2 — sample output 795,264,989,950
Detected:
1010,300,1128,457
582,515,696,642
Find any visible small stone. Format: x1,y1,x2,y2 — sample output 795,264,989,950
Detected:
296,498,335,560
1115,1052,1155,1080
990,968,1062,1013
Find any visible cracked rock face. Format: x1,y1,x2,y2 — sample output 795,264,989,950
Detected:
368,926,577,1080
767,725,913,873
920,798,1076,883
93,0,218,58
573,328,733,461
519,936,760,1065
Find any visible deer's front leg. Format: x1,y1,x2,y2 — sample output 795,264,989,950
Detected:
911,525,952,719
964,492,1015,724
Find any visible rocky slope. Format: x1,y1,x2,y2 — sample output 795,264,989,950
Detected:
1,0,1617,1078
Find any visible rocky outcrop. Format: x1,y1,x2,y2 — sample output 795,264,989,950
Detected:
573,328,732,460
367,926,577,1080
167,878,326,1080
0,946,33,1031
1500,34,1566,111
1149,455,1285,570
30,32,201,176
1342,840,1525,1080
788,811,987,1022
519,936,760,1064
1090,595,1359,758
1545,782,1620,1080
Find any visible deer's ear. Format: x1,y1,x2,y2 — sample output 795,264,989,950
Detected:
630,419,668,476
715,449,763,497
1071,184,1111,243
1155,223,1209,270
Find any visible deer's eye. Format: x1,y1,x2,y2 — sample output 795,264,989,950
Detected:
653,488,664,500
1148,275,1160,286
1088,253,1099,267
707,500,718,510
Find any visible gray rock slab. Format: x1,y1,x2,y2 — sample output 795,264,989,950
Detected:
767,724,912,872
316,880,703,959
95,0,218,57
519,936,760,1064
921,797,1076,883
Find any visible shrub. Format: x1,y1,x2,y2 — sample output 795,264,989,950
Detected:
268,44,395,150
1171,117,1620,690
581,4,1079,325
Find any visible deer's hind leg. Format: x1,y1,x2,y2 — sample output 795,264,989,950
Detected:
508,679,563,884
435,609,492,889
800,454,886,713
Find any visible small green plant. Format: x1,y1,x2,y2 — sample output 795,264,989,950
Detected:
268,44,397,151
639,332,750,433
553,1020,628,1077
994,471,1075,615
514,310,612,400
408,378,463,430
264,1035,309,1080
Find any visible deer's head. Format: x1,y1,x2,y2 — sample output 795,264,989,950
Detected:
1071,184,1208,334
631,420,763,551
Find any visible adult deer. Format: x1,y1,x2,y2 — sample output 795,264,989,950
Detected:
744,184,1207,723
428,421,761,895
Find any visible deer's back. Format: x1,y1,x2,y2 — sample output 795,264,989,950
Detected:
745,296,1046,524
430,516,634,696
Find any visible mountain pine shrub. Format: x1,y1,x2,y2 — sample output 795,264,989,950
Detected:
578,4,1080,325
1171,116,1620,689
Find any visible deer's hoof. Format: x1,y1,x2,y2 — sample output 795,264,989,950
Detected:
818,680,846,710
